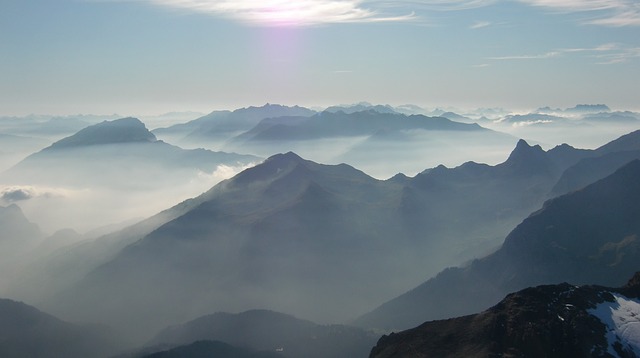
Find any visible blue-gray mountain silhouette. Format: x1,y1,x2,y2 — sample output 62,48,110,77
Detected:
3,117,260,189
356,160,640,331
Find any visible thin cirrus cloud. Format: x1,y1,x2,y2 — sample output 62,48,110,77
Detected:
120,0,640,26
518,0,640,26
488,43,639,64
470,20,491,29
142,0,416,26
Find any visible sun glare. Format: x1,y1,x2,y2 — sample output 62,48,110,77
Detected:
153,0,381,26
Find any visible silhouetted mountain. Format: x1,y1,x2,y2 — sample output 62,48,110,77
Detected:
439,111,472,122
597,129,640,154
145,310,377,358
356,160,640,331
230,110,485,143
0,298,121,358
565,104,611,113
397,139,567,257
224,110,507,177
35,130,640,343
550,130,640,195
50,152,411,341
551,150,640,196
47,117,155,149
3,117,260,189
0,204,43,246
369,273,640,358
583,111,639,123
501,113,565,125
324,102,398,114
545,143,592,170
48,139,586,341
141,340,280,358
153,104,316,145
0,204,44,274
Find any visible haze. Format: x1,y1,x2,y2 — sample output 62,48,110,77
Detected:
1,0,640,357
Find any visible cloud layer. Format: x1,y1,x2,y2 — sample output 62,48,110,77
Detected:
146,0,414,25
131,0,640,26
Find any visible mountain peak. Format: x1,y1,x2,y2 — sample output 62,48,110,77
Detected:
47,117,156,150
230,152,307,185
267,151,304,163
499,139,552,175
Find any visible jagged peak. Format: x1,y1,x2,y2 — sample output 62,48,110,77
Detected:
504,139,546,163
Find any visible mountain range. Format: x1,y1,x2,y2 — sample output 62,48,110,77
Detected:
30,129,640,343
2,117,260,190
356,159,640,331
152,104,316,148
154,104,519,177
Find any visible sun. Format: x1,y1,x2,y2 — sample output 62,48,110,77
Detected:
245,1,359,26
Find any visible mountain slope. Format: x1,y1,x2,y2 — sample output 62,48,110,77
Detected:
356,160,640,331
0,298,121,358
51,152,409,340
369,273,640,358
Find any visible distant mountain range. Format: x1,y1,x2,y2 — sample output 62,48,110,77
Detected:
152,103,519,177
227,110,485,144
33,129,640,342
141,309,377,358
0,103,638,357
355,159,640,331
2,117,260,189
152,104,316,147
369,272,640,358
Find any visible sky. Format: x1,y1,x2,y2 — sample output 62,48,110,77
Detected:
1,0,639,116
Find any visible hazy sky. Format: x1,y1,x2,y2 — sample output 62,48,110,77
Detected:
2,0,639,115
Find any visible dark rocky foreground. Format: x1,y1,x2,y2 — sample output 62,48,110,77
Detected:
370,272,640,358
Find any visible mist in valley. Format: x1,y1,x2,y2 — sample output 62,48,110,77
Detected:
4,0,640,353
0,101,639,358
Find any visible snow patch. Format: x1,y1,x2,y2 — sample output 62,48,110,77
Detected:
589,293,640,357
